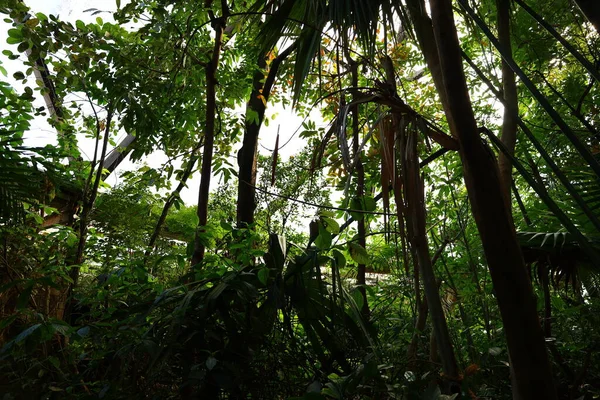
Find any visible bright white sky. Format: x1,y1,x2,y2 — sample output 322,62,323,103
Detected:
1,0,315,206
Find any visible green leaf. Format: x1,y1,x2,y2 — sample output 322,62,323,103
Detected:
363,196,376,212
77,326,90,337
315,228,332,249
332,249,346,269
246,109,260,125
206,356,218,370
349,197,363,221
319,209,335,218
7,28,23,40
351,288,364,310
0,65,7,77
51,322,70,336
348,242,369,265
17,41,29,53
14,323,41,344
321,216,339,234
207,282,227,303
322,383,343,399
190,212,199,226
220,220,233,231
258,268,269,285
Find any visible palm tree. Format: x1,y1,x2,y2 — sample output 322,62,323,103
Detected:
251,0,559,397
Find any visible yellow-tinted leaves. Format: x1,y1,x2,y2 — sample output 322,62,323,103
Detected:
348,242,369,265
25,18,39,28
321,216,339,234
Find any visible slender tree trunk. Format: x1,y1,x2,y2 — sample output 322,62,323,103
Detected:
403,128,459,380
191,10,227,268
495,3,522,397
65,109,113,322
427,1,557,398
236,44,296,227
350,60,369,318
404,0,454,131
381,54,457,377
407,293,428,365
236,56,267,228
496,0,519,203
540,264,552,338
512,180,533,227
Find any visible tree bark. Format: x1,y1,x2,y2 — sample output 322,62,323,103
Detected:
350,59,369,318
236,44,296,227
495,3,521,397
65,109,113,322
402,128,460,380
407,293,428,365
191,11,227,268
496,0,519,203
404,0,455,133
427,1,557,398
380,53,457,376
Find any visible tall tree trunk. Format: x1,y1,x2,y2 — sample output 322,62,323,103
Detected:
404,0,454,129
496,0,519,203
380,55,456,376
495,3,522,397
236,44,296,227
350,59,369,318
407,293,428,365
191,9,227,268
427,1,557,398
573,0,600,33
65,109,113,322
402,127,460,380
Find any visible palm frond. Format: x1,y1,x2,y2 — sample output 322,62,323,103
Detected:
254,0,392,102
518,231,600,293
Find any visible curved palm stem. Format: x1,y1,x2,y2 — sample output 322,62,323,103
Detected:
458,0,600,181
514,0,600,83
535,71,599,140
462,52,600,234
483,127,600,265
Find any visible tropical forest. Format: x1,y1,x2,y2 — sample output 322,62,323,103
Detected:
1,0,599,398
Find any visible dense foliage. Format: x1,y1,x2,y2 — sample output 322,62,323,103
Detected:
1,0,600,399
